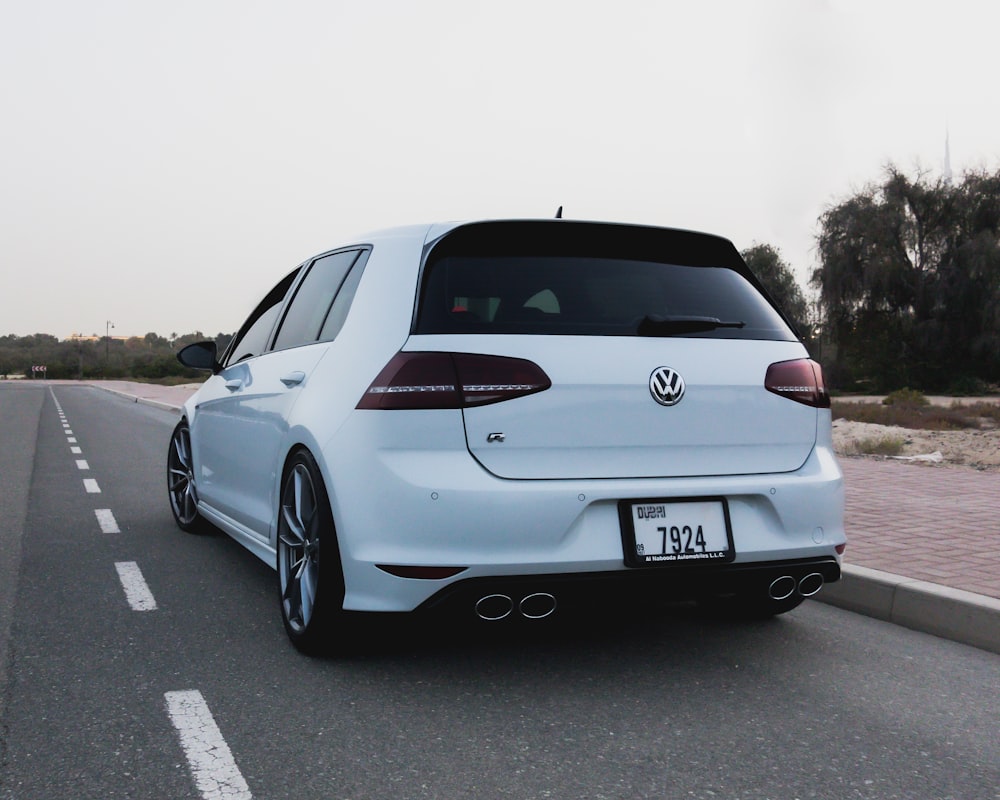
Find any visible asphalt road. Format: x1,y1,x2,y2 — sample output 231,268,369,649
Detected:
1,383,998,800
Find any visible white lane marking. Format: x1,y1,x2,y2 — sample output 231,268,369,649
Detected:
95,508,121,533
76,459,90,470
67,437,77,443
165,690,253,800
83,478,101,493
114,562,157,611
65,430,73,435
71,446,82,454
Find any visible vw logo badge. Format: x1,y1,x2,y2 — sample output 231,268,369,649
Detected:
649,367,685,406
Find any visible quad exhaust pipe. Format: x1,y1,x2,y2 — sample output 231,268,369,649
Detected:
474,575,823,619
475,592,557,621
768,572,825,601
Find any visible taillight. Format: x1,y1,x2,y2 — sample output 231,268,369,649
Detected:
764,359,830,408
357,352,551,410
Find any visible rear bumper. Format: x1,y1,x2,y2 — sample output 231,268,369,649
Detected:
325,411,845,613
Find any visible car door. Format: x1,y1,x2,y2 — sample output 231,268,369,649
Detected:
192,249,367,539
191,268,300,536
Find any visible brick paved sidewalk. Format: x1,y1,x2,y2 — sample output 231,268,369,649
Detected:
840,457,1000,600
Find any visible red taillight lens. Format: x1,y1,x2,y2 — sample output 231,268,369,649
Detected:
764,359,830,408
357,352,461,409
357,352,551,410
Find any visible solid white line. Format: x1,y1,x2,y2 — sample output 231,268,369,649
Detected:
95,508,120,533
76,459,89,470
71,446,82,454
114,561,157,611
165,690,252,800
83,478,101,493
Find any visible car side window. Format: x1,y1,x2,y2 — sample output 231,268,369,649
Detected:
272,250,363,351
317,249,370,342
223,268,300,367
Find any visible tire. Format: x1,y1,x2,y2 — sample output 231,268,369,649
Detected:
167,420,206,533
277,449,346,655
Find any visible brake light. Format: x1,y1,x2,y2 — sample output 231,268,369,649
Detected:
764,359,830,408
357,352,551,410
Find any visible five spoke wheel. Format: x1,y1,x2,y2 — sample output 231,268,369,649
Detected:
167,421,204,532
277,450,344,654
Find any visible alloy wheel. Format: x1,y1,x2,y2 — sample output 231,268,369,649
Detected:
278,462,322,634
167,422,201,530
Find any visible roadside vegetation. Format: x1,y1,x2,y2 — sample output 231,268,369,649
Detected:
833,389,1000,431
0,332,231,381
838,434,907,457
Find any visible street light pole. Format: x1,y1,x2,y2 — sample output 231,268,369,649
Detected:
106,320,114,365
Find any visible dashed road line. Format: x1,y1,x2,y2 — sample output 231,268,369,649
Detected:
83,478,101,493
165,690,253,800
114,561,157,611
71,446,82,454
76,459,90,470
95,508,121,533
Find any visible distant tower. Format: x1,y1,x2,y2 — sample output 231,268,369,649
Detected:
943,128,953,186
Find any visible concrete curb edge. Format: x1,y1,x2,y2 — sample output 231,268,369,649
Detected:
91,384,184,413
817,563,1000,654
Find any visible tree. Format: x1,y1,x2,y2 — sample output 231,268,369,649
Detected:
741,243,812,342
0,330,232,381
812,165,1000,391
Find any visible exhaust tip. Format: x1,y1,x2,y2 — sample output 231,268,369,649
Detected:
768,575,797,601
475,594,513,621
798,572,824,597
519,592,557,620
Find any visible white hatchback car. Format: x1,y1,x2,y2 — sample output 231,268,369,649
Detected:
168,219,845,653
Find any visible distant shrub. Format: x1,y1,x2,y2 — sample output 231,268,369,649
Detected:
944,375,986,396
882,388,928,407
842,435,906,456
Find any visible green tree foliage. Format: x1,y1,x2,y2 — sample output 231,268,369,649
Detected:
812,166,1000,392
0,332,232,380
741,243,812,342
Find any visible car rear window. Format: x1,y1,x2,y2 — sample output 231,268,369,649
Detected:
415,222,797,340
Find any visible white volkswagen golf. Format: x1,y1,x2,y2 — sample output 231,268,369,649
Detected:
168,219,845,654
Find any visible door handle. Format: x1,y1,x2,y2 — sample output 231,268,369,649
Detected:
224,379,243,392
280,371,306,387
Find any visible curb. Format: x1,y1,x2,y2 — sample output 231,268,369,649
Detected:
817,564,1000,654
91,384,185,413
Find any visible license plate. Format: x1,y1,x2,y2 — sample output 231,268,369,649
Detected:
619,498,734,567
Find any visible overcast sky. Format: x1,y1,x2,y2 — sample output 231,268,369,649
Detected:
2,0,998,339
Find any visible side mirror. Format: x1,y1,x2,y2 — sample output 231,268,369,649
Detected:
177,341,221,374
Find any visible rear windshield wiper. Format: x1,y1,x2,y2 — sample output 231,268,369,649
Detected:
636,315,746,336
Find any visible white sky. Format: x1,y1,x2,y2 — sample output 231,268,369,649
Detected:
2,0,998,339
